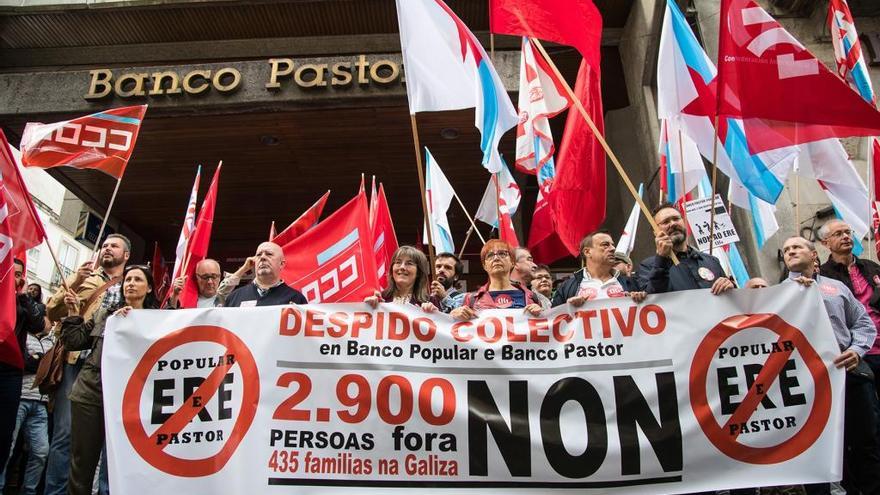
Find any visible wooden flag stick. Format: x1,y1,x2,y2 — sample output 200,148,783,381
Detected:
709,115,720,256
409,114,436,270
90,176,123,262
43,238,71,293
458,225,474,259
867,142,875,261
530,38,679,264
677,128,690,227
451,191,486,244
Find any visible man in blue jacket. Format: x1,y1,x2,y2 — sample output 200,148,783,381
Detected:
636,202,733,295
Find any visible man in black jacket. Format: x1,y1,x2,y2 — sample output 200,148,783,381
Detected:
225,242,307,307
636,202,734,295
552,231,646,306
0,259,44,471
819,219,880,398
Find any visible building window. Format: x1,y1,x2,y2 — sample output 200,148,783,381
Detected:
26,247,40,277
51,241,80,288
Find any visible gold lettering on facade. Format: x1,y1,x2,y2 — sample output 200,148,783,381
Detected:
294,64,328,88
355,55,370,85
85,69,114,100
182,70,211,94
114,73,148,97
149,71,182,95
84,56,404,100
370,59,399,85
212,68,241,93
266,58,294,89
330,62,353,86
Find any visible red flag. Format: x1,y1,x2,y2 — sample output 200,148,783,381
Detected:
1,130,47,253
19,105,147,179
489,0,602,72
151,242,168,302
549,61,606,256
717,0,880,153
371,184,399,290
272,191,330,247
0,172,24,368
179,164,221,308
281,190,379,303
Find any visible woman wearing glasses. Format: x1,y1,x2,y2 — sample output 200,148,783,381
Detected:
60,265,159,495
365,246,440,312
450,239,543,321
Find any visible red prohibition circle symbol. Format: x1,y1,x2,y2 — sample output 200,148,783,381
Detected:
122,325,259,477
689,313,831,464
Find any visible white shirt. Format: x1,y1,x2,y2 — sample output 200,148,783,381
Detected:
577,270,626,301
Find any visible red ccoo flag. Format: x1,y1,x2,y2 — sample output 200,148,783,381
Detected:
717,0,880,153
371,183,399,290
19,105,147,179
281,189,379,303
272,191,330,247
1,173,23,368
179,164,221,308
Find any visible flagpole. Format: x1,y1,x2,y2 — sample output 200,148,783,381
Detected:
529,38,679,265
493,173,503,238
458,225,474,259
677,128,690,227
709,115,720,256
89,176,123,261
269,220,275,241
409,115,436,269
43,239,71,293
868,141,875,261
451,191,486,244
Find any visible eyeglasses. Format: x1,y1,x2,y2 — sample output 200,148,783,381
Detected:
485,250,510,260
197,274,221,281
827,229,854,239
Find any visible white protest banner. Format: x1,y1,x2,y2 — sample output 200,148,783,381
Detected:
103,283,843,494
685,194,740,251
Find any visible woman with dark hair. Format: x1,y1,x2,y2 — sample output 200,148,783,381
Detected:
451,239,543,321
365,246,439,311
60,265,158,495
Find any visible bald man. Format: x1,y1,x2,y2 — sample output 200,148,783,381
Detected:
224,242,308,307
744,277,768,289
167,259,227,308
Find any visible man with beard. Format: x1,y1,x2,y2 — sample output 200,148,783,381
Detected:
636,202,733,294
552,231,645,306
818,219,880,400
430,252,464,313
43,234,129,495
781,236,880,495
224,242,307,307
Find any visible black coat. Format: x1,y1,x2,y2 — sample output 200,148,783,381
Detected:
820,256,880,314
636,248,726,294
1,294,45,370
224,281,307,307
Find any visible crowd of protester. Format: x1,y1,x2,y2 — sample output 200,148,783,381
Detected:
2,201,880,494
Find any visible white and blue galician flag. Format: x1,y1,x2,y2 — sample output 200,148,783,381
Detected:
657,0,798,205
616,183,644,256
423,148,456,254
659,118,704,204
476,157,521,228
729,180,779,250
396,0,518,173
830,0,875,104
